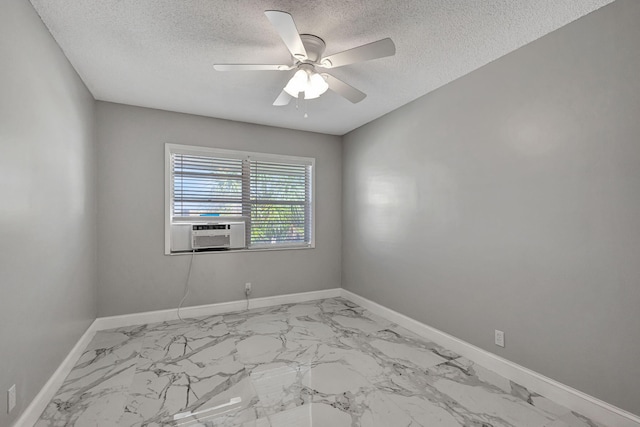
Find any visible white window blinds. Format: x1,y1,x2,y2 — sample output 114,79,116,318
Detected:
249,160,311,246
172,154,245,217
169,146,314,249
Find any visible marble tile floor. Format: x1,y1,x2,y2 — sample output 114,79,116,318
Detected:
35,298,605,427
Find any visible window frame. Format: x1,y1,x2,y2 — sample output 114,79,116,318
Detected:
164,143,316,254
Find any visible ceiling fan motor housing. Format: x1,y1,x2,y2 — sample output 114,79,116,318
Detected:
299,34,326,63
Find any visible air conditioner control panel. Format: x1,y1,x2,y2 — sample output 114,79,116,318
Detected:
193,224,229,230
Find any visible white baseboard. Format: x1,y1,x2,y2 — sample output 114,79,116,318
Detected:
340,289,640,427
93,288,342,331
13,320,99,427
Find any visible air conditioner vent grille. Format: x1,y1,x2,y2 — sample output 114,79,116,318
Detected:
192,233,231,249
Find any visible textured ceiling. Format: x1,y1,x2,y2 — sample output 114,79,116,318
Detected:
30,0,613,135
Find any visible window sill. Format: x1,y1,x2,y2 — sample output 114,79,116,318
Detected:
166,245,314,256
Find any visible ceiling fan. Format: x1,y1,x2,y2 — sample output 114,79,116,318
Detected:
214,10,396,106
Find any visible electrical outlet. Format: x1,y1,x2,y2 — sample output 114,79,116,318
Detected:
7,384,16,413
495,330,505,348
245,282,252,296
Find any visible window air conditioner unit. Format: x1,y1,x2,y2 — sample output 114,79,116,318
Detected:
190,222,245,250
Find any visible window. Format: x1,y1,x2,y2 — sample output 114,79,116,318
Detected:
165,144,314,253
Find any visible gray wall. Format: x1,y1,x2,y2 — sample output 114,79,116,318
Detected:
0,1,97,425
96,102,342,316
343,0,640,416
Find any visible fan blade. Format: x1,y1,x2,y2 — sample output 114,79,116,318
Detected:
325,74,366,103
214,64,292,71
273,90,292,106
264,11,307,60
321,38,395,68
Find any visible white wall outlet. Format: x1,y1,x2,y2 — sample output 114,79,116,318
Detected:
495,329,505,347
7,384,16,413
245,282,252,296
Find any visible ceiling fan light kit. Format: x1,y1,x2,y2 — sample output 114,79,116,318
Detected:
284,65,329,99
213,10,396,108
